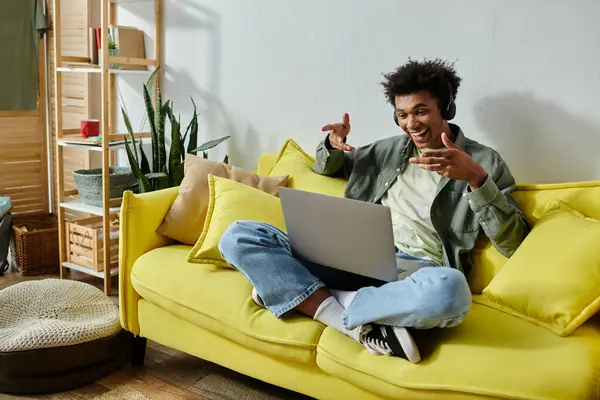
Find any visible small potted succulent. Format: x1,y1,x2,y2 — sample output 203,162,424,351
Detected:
108,40,120,69
99,40,120,69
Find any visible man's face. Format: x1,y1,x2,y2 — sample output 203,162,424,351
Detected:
394,90,446,149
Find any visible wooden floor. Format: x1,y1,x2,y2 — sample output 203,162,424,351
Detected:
0,268,311,400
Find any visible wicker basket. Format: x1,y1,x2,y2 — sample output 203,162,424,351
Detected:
10,214,59,276
73,167,136,207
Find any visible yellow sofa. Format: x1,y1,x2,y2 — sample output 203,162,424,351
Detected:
119,152,600,400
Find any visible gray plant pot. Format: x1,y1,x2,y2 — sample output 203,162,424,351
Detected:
73,167,137,207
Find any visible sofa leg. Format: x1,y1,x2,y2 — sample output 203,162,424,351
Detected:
131,336,147,367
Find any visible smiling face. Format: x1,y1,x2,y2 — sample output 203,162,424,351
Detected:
395,90,450,149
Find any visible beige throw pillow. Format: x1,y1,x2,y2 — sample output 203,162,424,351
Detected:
157,155,289,245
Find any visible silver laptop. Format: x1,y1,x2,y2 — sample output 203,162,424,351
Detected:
278,187,398,282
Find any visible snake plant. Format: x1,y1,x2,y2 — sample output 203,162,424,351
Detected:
123,68,230,193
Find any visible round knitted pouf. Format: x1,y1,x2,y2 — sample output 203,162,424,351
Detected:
0,279,130,394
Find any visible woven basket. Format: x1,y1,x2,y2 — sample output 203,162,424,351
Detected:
10,214,59,276
73,167,136,207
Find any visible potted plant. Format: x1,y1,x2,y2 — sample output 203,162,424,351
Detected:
108,40,119,69
122,69,230,193
99,40,119,69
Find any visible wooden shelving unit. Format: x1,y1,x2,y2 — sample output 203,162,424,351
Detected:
53,0,162,295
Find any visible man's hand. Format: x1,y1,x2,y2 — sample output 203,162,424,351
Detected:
321,113,355,151
409,133,488,190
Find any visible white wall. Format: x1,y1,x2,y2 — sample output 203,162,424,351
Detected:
115,0,600,183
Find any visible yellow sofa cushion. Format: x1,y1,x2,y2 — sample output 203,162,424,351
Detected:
469,182,600,294
187,175,287,266
157,155,288,245
476,200,600,336
268,139,347,197
136,299,383,400
317,302,600,400
131,245,325,364
256,153,278,176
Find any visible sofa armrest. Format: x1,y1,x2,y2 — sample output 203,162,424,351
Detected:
119,187,179,335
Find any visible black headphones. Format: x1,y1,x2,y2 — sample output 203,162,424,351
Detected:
393,82,456,126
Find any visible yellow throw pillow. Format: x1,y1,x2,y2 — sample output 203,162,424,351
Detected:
268,139,347,197
157,155,288,245
187,175,287,266
475,200,600,336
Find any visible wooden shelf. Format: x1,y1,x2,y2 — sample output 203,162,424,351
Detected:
62,262,119,279
54,0,162,295
58,135,150,151
60,200,120,216
110,0,155,3
57,66,151,75
108,56,156,66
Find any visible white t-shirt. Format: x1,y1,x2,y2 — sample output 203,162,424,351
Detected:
380,146,444,266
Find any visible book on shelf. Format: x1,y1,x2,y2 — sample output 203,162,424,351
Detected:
112,25,146,70
89,28,99,65
88,26,146,70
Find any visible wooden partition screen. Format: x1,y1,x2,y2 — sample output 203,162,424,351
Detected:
0,110,48,215
0,0,49,216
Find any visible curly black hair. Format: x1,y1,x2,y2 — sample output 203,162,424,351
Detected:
381,58,462,110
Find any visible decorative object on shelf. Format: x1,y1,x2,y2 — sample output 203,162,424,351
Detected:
108,39,120,69
112,25,145,71
10,214,59,276
66,216,119,272
0,279,129,394
80,119,100,138
73,167,137,207
98,41,120,70
122,69,230,193
95,26,120,69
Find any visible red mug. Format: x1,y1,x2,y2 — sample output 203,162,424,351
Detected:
81,119,100,138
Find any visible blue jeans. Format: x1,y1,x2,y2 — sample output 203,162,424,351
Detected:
219,221,472,329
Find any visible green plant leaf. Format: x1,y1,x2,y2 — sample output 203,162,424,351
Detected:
172,162,185,187
156,87,167,173
181,128,189,150
156,165,169,189
179,132,186,160
168,107,183,189
192,136,230,154
223,154,229,164
124,137,151,193
120,106,138,165
139,142,150,175
177,114,185,161
145,67,160,94
181,114,192,160
187,97,198,155
142,83,158,175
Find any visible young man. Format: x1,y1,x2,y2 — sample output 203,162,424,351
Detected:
219,59,529,363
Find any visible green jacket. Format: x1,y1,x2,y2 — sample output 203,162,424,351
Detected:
312,124,530,277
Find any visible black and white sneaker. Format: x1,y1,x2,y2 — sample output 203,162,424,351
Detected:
251,287,266,309
360,324,421,363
